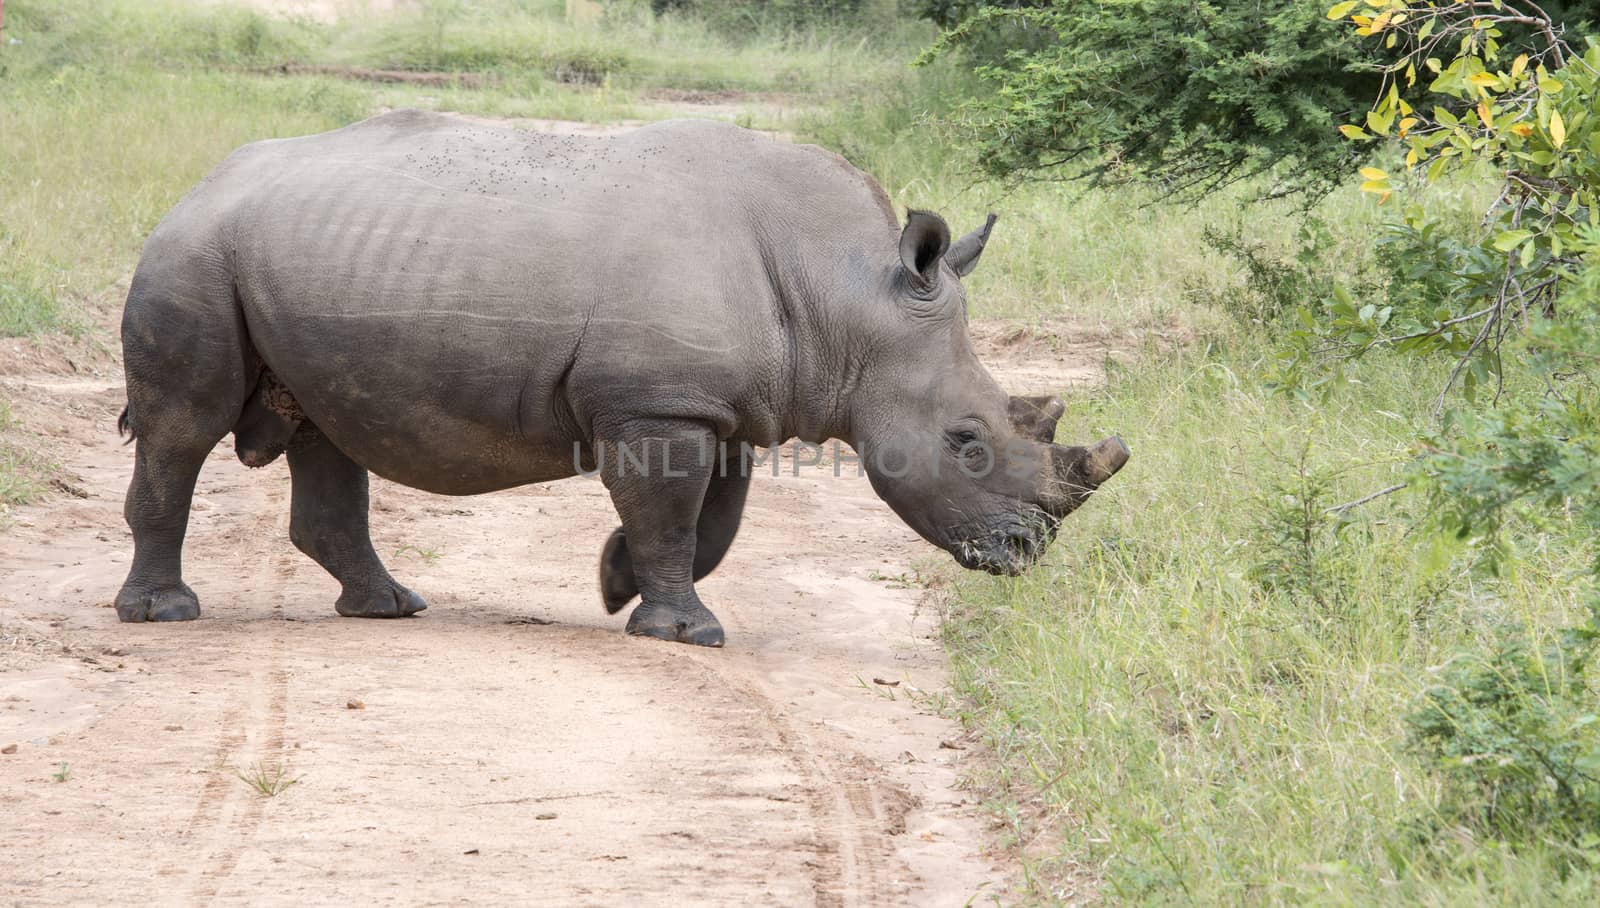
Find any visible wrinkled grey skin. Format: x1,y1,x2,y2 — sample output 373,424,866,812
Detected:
115,111,1128,646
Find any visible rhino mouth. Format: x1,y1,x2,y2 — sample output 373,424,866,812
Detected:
952,510,1058,575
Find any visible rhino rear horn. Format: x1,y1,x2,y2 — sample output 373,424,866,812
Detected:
1007,394,1064,443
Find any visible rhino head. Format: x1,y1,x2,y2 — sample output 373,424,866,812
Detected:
847,210,1129,575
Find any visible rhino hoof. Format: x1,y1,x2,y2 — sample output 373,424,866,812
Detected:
115,584,201,623
599,529,637,615
335,582,427,618
626,604,725,647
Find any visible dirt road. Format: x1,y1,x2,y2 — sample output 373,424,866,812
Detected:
0,310,1097,905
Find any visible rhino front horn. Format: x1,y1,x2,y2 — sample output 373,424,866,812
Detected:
1042,436,1130,517
1084,436,1130,485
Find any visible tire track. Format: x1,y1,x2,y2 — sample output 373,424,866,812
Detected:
685,654,901,908
184,482,294,904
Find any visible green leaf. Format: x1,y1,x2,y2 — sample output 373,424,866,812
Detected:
1493,229,1534,251
1327,1,1359,19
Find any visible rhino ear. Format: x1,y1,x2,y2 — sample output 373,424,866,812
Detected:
899,209,950,293
1007,394,1064,443
945,213,997,277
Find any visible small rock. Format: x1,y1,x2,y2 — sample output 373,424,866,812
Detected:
163,725,183,732
1,744,17,755
938,740,966,750
463,848,479,855
535,813,557,821
346,699,366,710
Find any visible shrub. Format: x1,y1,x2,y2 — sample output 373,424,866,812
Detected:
918,1,1384,199
1407,603,1600,849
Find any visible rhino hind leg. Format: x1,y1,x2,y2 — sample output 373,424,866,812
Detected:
286,424,426,618
115,442,213,622
599,444,751,615
116,273,254,623
234,368,303,468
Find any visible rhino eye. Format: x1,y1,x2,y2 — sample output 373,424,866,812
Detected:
945,426,983,453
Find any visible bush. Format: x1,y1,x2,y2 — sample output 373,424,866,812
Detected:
919,0,1384,199
651,0,891,35
1408,603,1600,850
1186,218,1340,325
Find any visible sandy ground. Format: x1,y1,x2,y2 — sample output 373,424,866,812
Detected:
0,309,1098,904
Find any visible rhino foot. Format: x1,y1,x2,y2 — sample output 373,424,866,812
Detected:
115,584,201,623
335,581,427,618
626,602,724,647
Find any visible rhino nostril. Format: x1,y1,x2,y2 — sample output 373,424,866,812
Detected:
1004,530,1036,563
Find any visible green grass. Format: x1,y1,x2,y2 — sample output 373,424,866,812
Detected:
0,68,373,334
939,345,1600,903
0,400,48,510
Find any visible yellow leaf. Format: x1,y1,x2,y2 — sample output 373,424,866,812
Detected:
1477,99,1494,128
1352,14,1372,25
1360,166,1388,181
1511,123,1533,137
1405,147,1420,168
1468,72,1498,87
1551,109,1566,148
1326,1,1358,19
1512,54,1528,78
1360,180,1391,194
1399,117,1418,136
1339,124,1371,139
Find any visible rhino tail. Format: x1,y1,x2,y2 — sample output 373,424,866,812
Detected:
117,405,136,444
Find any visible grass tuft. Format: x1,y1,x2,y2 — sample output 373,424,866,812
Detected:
236,761,299,798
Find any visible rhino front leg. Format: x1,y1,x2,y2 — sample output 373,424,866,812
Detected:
597,419,725,647
599,442,750,615
286,425,426,618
